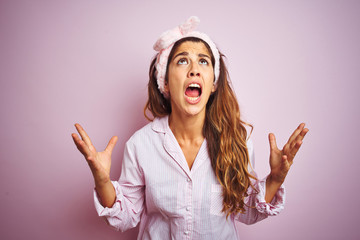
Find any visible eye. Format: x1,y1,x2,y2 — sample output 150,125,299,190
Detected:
177,58,188,65
199,59,208,65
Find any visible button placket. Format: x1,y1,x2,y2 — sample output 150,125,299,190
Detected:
184,177,193,238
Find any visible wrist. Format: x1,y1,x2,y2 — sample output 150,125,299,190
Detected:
94,178,116,208
265,174,284,203
94,176,111,189
267,173,284,186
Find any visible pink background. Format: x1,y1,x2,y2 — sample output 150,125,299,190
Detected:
1,0,359,239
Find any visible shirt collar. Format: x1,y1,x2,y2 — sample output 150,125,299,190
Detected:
151,115,169,134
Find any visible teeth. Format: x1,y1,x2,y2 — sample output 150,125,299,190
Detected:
187,96,200,101
188,83,200,88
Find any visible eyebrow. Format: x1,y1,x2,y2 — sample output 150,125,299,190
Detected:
173,52,211,60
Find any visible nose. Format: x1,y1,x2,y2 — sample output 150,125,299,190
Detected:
188,62,200,78
190,72,200,77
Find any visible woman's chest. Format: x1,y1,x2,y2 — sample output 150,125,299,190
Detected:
140,151,223,218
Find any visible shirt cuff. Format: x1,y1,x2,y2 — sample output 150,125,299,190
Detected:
254,177,285,216
93,181,124,217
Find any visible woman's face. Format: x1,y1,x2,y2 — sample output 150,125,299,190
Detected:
165,41,215,118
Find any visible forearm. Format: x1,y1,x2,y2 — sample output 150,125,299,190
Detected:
265,174,283,203
95,179,116,208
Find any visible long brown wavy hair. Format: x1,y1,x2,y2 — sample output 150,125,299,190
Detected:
144,37,257,217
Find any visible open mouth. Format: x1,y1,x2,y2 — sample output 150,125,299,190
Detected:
185,83,202,102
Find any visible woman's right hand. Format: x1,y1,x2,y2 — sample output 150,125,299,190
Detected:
71,123,118,188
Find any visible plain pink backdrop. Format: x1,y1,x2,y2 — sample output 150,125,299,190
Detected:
1,0,359,239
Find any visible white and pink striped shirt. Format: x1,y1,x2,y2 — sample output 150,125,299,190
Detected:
94,116,285,239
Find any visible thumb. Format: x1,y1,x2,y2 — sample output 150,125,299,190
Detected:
105,136,118,155
268,133,278,152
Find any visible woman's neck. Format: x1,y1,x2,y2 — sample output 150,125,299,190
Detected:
168,111,205,144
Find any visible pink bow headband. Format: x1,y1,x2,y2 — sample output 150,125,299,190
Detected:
153,16,220,97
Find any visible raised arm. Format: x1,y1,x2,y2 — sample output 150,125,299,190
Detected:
71,123,118,207
265,123,309,202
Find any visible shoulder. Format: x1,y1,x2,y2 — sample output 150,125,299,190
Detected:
126,116,168,147
126,121,153,146
246,138,255,170
246,138,254,153
123,117,168,166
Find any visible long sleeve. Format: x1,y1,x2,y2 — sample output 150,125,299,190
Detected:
91,118,287,239
234,176,285,224
234,139,286,225
93,140,145,232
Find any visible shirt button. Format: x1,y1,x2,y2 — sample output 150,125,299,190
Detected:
186,206,190,211
184,231,189,235
187,178,191,182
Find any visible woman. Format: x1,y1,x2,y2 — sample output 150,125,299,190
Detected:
72,17,308,239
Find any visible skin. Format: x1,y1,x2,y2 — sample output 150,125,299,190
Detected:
265,123,308,202
165,41,216,169
72,124,117,207
71,41,309,208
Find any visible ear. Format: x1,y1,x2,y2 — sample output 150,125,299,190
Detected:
211,82,217,93
164,81,170,95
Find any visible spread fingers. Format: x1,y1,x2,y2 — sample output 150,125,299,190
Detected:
74,123,95,150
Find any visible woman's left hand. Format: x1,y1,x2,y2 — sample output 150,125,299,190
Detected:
268,123,309,184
